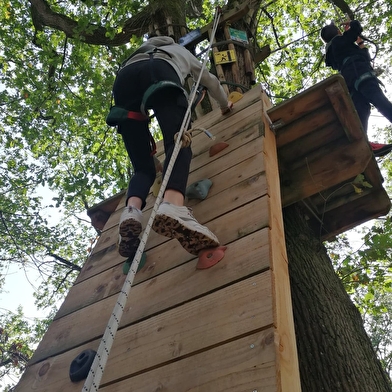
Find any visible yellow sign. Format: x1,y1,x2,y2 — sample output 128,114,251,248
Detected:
213,50,237,65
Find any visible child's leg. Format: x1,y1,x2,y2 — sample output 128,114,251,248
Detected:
359,79,392,125
351,90,371,134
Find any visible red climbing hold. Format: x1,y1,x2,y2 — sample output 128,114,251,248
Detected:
209,142,229,157
196,246,227,269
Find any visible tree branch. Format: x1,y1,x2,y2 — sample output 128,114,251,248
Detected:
47,253,82,271
29,0,151,46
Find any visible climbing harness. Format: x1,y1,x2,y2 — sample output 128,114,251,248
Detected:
82,7,223,392
106,53,207,156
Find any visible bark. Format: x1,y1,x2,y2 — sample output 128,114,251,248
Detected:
284,204,392,392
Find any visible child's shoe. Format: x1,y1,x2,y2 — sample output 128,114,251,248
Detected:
369,142,392,157
118,206,142,257
152,202,219,255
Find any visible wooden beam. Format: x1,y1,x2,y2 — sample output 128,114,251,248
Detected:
325,82,364,141
86,191,124,230
254,44,271,64
262,89,302,392
319,189,391,240
280,138,372,206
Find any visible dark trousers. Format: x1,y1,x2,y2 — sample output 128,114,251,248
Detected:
351,77,392,134
113,59,191,209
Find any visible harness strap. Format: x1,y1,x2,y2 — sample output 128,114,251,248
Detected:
140,80,187,116
106,106,148,126
354,71,378,91
127,111,149,121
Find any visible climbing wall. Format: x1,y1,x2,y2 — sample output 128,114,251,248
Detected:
14,86,300,391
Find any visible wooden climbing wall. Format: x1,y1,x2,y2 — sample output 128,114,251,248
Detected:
14,86,300,391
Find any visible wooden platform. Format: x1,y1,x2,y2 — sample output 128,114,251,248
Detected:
15,86,300,392
267,75,391,240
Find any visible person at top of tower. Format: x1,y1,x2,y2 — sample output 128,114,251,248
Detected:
321,20,392,157
108,35,233,258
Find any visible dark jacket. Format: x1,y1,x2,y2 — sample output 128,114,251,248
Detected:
325,20,373,89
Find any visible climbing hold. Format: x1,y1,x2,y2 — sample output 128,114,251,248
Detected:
209,142,229,157
185,179,212,200
152,172,162,197
123,252,147,275
228,91,243,103
69,349,97,382
196,246,227,269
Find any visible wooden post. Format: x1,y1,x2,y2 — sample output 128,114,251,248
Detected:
223,24,242,92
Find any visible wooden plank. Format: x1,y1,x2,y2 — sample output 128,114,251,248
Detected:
76,146,266,283
278,120,342,167
190,115,263,172
267,75,345,127
57,173,268,319
276,105,337,148
189,84,262,132
325,82,364,141
319,189,391,240
75,240,119,284
30,199,270,363
188,149,265,204
87,192,125,231
102,273,274,384
311,187,374,215
262,90,301,392
100,331,277,392
16,275,274,391
306,159,386,215
362,156,386,190
281,138,373,207
103,129,263,233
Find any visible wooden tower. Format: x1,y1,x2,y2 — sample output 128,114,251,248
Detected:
16,81,302,391
14,5,391,390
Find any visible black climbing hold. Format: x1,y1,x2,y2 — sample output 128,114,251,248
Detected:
69,349,96,382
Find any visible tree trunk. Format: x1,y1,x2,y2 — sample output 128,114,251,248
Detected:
284,204,392,392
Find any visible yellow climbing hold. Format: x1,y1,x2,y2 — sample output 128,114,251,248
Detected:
228,91,243,103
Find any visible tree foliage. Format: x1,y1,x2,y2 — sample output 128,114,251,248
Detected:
0,307,50,390
1,0,392,388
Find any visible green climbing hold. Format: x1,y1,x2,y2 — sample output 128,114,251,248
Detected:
185,179,212,200
123,252,147,275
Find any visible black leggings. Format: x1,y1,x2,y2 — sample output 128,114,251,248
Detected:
351,77,392,134
113,59,192,209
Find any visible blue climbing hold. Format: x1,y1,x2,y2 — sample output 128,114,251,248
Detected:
186,179,212,200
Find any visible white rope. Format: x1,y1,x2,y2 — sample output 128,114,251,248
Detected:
82,8,222,392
